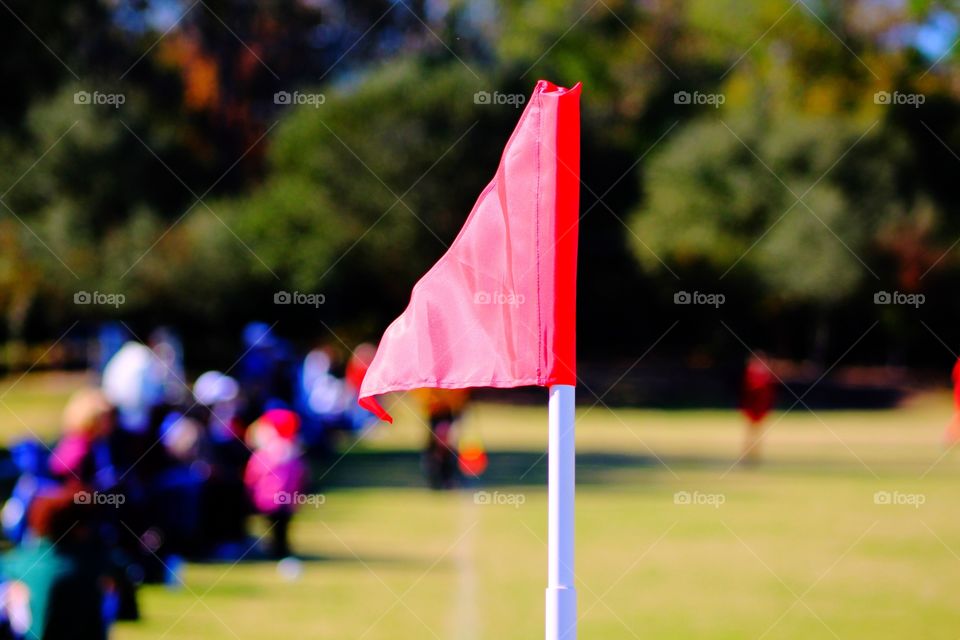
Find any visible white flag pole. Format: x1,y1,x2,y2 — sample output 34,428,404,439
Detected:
546,384,577,639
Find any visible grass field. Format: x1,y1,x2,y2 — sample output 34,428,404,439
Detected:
3,373,960,638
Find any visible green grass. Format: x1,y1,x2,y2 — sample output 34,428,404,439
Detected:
0,372,95,442
3,373,960,638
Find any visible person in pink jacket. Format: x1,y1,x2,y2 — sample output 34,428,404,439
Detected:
243,409,308,558
49,389,116,487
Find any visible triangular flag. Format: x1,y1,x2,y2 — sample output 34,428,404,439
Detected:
359,80,581,422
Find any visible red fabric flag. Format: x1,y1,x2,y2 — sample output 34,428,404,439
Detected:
359,80,581,422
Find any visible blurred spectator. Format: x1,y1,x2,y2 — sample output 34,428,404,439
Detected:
344,344,379,432
296,347,349,449
193,371,250,554
295,342,381,452
49,389,115,488
148,413,208,557
344,343,376,394
1,486,110,640
93,323,128,377
300,347,347,416
193,371,243,444
236,323,295,423
148,328,188,406
244,409,308,558
1,442,56,546
101,342,166,435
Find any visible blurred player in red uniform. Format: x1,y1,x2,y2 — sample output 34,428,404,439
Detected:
740,353,777,464
943,357,960,446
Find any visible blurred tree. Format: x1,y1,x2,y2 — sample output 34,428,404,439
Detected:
3,0,960,368
0,0,489,345
227,60,516,326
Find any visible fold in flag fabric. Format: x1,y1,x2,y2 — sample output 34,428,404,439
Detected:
359,80,581,422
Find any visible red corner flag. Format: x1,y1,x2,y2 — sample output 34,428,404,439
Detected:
359,80,581,422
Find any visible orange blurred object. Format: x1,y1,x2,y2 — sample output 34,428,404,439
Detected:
458,440,488,477
414,388,471,417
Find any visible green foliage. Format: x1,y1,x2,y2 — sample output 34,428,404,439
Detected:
628,112,920,304
4,0,960,362
228,61,520,310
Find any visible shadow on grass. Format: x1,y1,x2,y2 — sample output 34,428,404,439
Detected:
313,447,897,492
188,551,424,567
313,449,703,490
